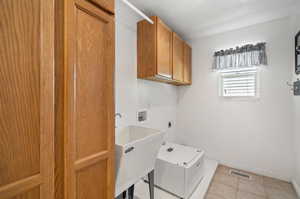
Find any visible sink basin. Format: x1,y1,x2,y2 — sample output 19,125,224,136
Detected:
114,126,165,197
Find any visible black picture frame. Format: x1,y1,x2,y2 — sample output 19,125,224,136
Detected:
296,30,300,75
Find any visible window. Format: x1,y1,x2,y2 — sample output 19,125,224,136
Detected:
220,69,258,97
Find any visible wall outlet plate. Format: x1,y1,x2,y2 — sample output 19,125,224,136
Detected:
294,80,300,96
137,110,147,122
295,31,300,75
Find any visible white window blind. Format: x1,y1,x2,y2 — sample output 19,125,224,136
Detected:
221,70,257,97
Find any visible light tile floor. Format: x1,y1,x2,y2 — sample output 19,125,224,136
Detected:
205,165,299,199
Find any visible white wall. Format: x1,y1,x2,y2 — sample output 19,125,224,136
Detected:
175,18,295,181
290,12,300,193
115,1,177,141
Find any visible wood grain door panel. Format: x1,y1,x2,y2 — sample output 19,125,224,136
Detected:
137,16,157,79
157,19,172,79
183,43,192,84
76,161,107,199
11,187,40,199
172,33,184,82
65,0,115,198
0,0,54,199
87,0,114,13
0,0,41,187
75,6,110,160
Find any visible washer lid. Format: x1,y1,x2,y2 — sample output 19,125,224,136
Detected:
157,142,203,166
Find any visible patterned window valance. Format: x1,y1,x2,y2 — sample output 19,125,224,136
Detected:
213,42,267,71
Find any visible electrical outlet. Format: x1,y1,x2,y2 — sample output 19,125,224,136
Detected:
138,110,147,122
294,79,300,96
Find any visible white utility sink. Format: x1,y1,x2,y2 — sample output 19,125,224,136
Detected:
115,126,165,197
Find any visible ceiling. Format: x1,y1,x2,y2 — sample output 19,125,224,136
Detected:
129,0,300,40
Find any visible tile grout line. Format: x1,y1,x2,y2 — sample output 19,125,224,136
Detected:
236,177,239,199
208,165,298,199
262,180,268,199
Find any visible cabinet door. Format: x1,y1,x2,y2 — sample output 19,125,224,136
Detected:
183,43,192,84
65,1,115,199
172,33,184,82
87,0,114,13
157,19,173,79
0,0,54,199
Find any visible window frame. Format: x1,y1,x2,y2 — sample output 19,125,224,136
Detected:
219,68,260,99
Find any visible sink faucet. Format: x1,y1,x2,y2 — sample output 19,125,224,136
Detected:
115,113,122,119
115,113,122,128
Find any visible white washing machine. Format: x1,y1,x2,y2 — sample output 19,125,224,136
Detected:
154,142,205,199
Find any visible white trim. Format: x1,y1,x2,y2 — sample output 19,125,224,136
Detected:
292,180,300,198
215,67,259,73
219,69,259,99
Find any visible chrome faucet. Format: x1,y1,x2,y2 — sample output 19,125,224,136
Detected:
115,113,122,119
115,113,122,128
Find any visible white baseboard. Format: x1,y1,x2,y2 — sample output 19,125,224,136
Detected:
292,179,300,199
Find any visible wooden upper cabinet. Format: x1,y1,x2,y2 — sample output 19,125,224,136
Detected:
157,18,173,79
183,43,192,84
86,0,114,13
172,33,184,82
137,16,192,86
137,16,173,82
137,16,156,79
0,0,55,199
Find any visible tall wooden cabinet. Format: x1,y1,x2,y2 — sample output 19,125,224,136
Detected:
0,0,115,199
55,0,115,199
138,16,192,86
0,1,55,199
